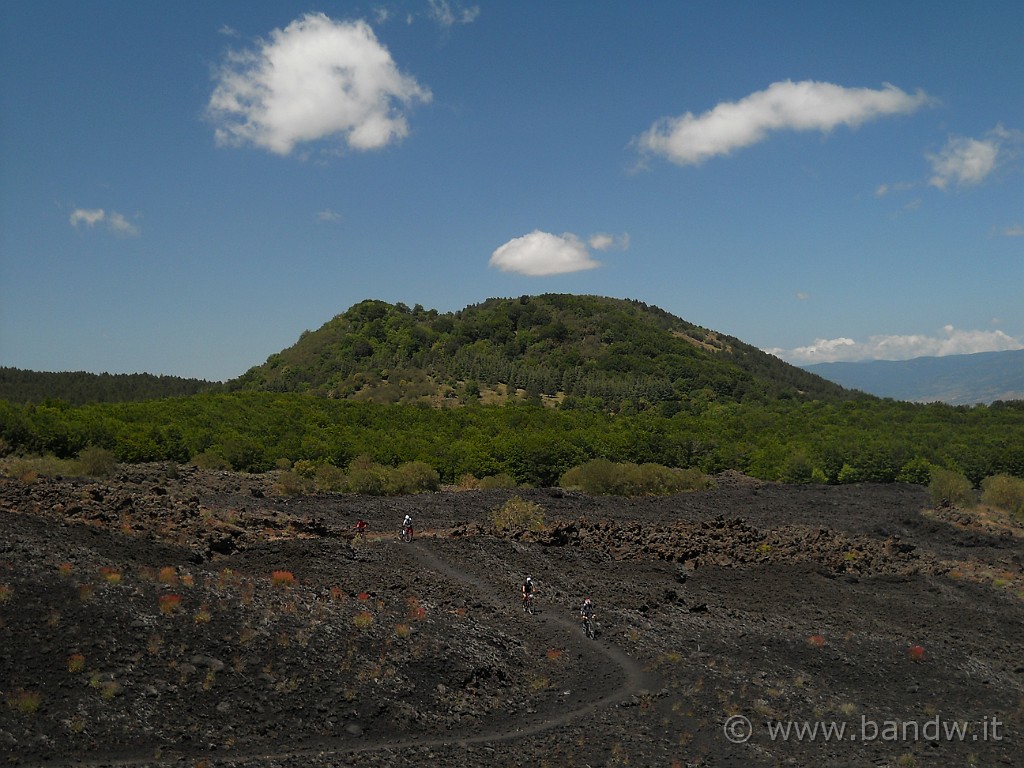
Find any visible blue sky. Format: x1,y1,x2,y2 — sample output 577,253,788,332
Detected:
2,1,1022,382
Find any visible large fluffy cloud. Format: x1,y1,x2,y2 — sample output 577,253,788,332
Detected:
208,14,431,155
489,231,601,276
769,325,1023,364
636,80,931,166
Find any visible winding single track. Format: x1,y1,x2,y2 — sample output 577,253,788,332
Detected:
45,536,651,767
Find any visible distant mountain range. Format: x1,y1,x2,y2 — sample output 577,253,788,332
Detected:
803,349,1024,405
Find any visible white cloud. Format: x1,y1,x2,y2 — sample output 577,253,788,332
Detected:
769,326,1024,364
69,208,139,236
489,231,601,276
106,211,139,236
427,0,480,28
928,136,999,189
317,209,343,222
588,232,630,251
875,181,913,197
635,80,931,166
928,126,1024,190
796,291,810,301
69,208,106,228
208,13,431,156
1004,223,1023,237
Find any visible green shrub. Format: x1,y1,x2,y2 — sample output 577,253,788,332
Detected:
191,450,230,471
477,472,517,490
389,461,440,494
491,496,545,532
346,455,389,495
2,454,74,479
928,468,975,508
897,457,936,485
981,474,1024,519
561,458,618,494
780,451,814,484
314,463,346,492
837,463,863,484
273,470,309,496
559,459,710,496
75,446,117,477
292,459,319,479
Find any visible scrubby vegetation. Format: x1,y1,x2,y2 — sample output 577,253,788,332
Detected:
559,458,710,496
981,473,1024,519
2,393,1022,489
928,468,976,508
490,496,546,532
272,456,440,496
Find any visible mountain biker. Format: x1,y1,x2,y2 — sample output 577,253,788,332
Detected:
580,597,596,637
354,519,368,537
580,597,594,621
522,576,535,612
402,514,413,540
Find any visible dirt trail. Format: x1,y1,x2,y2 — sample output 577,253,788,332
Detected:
40,537,652,767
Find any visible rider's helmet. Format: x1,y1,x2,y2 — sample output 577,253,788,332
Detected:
584,597,591,605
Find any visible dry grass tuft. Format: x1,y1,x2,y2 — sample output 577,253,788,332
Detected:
158,594,182,615
7,689,43,715
271,570,296,587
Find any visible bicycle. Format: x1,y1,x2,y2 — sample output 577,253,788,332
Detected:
522,592,536,615
399,525,413,543
582,614,598,639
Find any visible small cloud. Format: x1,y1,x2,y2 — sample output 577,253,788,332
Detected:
635,80,932,167
69,208,106,228
875,181,913,197
208,13,431,156
769,325,1024,364
317,209,343,222
69,208,139,236
218,24,239,37
588,232,630,251
106,211,139,236
796,292,810,301
928,135,1000,189
1003,223,1023,237
489,230,601,276
427,0,480,28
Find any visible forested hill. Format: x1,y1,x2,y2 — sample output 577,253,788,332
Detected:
0,368,219,405
229,295,859,409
